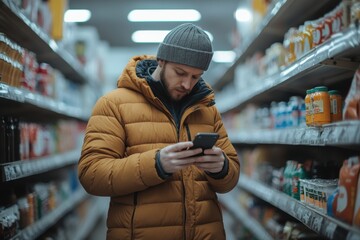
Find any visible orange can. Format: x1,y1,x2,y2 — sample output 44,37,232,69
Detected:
329,90,342,122
312,86,331,126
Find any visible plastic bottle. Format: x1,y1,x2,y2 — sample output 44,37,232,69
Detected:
303,21,314,53
329,90,343,122
294,27,304,60
284,28,297,65
312,19,324,47
305,89,314,126
283,161,292,195
312,86,331,126
292,163,307,200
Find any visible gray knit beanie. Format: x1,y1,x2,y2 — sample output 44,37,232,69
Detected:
157,23,213,71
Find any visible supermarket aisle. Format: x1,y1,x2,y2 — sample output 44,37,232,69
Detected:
87,197,109,240
88,214,107,240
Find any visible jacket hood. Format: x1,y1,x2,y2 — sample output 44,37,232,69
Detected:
117,55,157,99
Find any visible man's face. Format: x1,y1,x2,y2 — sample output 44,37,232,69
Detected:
159,61,204,102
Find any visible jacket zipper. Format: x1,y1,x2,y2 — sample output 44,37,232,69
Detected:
181,172,186,240
185,124,192,141
131,192,138,240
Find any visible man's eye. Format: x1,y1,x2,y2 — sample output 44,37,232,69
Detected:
176,71,185,76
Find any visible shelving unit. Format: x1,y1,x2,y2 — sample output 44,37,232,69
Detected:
238,175,360,240
216,0,360,239
9,188,88,240
219,192,274,240
210,0,343,91
217,25,360,113
0,0,88,84
0,1,101,239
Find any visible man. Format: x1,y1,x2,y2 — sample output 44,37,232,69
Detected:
78,23,240,240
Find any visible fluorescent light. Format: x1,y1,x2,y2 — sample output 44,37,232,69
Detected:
132,30,170,43
128,9,201,22
234,8,252,22
64,9,91,22
212,51,236,63
132,30,213,43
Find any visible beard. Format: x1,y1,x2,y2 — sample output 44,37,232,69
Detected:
160,64,189,102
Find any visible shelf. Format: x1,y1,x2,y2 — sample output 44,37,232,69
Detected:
0,0,88,84
229,120,360,149
218,192,274,240
217,25,360,114
238,175,360,240
1,149,80,182
10,188,88,240
211,0,342,90
0,83,89,121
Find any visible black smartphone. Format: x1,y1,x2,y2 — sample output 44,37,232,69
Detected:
190,132,219,155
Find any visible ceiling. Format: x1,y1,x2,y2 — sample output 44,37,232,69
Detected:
68,0,241,52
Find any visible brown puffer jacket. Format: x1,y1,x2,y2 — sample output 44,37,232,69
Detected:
78,55,240,240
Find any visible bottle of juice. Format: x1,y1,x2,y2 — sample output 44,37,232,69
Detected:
284,28,297,65
294,27,304,60
312,86,331,126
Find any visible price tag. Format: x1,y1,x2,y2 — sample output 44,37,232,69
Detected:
301,208,312,225
294,128,305,144
321,126,332,145
324,222,337,239
310,214,323,233
4,166,11,181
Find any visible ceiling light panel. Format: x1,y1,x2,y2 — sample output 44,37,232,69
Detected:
64,9,91,22
128,9,201,22
132,30,213,43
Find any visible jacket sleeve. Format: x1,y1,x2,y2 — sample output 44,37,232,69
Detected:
204,107,240,193
78,96,166,197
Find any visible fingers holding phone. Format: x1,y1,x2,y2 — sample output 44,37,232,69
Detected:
194,147,225,173
159,141,202,173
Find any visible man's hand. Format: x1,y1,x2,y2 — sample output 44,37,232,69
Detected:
159,142,202,174
193,147,224,173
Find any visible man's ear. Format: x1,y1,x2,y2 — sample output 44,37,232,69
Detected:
157,59,165,68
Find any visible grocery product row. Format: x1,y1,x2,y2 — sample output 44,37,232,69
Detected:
0,31,97,119
222,146,360,240
215,1,360,114
212,0,356,90
0,0,88,83
0,166,86,240
220,189,325,240
0,0,107,240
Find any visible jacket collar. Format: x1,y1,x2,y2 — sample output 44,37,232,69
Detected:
117,55,215,108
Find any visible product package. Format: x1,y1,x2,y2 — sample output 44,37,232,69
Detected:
335,156,360,224
343,68,360,120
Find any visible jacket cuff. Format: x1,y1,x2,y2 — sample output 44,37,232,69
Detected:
206,153,229,179
155,150,172,180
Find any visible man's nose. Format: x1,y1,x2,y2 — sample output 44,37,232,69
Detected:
182,77,192,90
